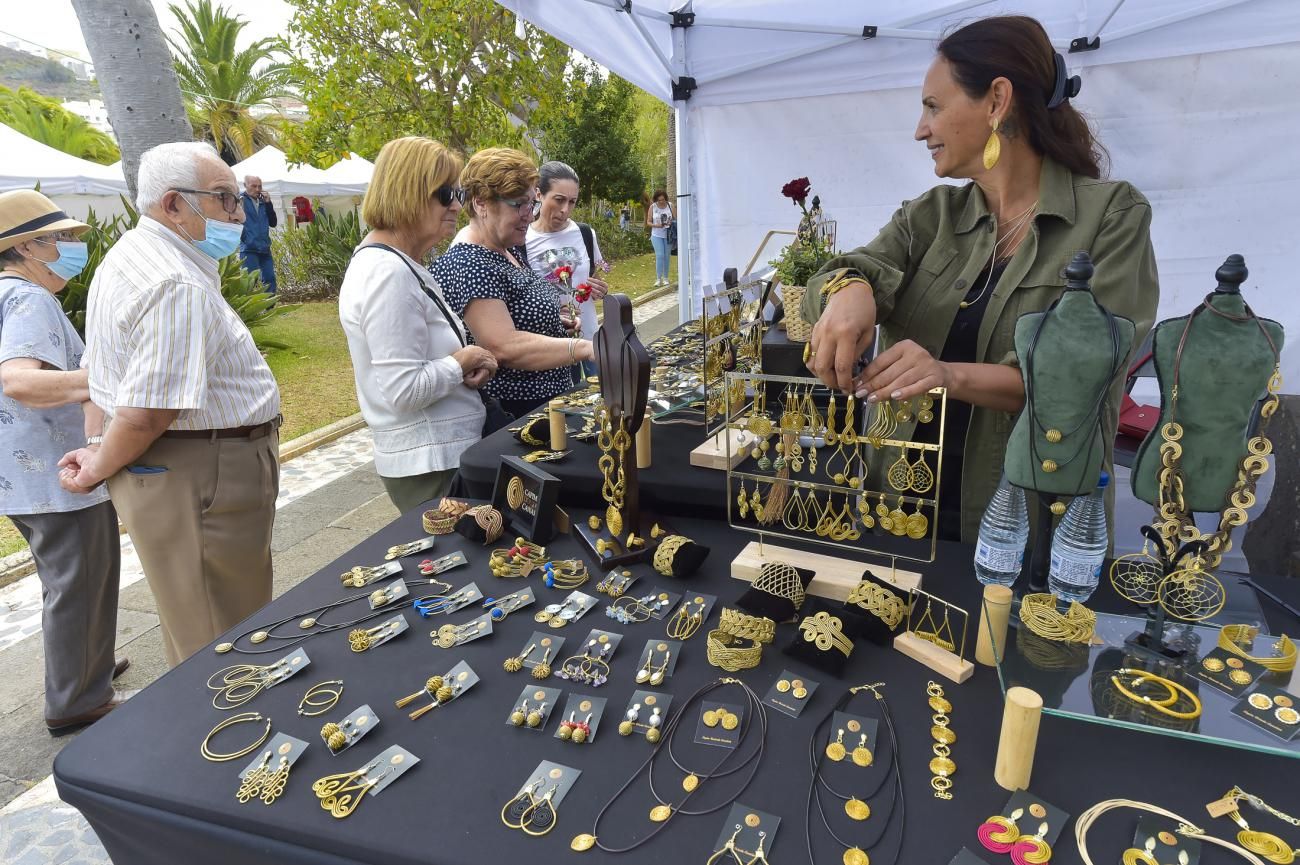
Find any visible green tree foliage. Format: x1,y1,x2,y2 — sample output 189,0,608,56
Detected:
167,0,290,163
282,0,569,162
59,198,292,349
630,89,669,197
271,208,365,301
529,63,645,204
0,86,120,164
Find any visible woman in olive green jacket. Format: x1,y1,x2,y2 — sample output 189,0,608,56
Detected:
804,15,1158,542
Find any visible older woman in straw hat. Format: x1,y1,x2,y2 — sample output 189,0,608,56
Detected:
0,190,132,733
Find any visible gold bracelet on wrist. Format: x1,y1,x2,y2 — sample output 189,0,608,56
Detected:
705,628,763,672
798,611,853,657
718,608,776,645
1218,624,1296,673
818,272,867,304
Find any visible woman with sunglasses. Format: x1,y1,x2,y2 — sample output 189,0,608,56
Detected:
339,137,498,512
434,147,596,418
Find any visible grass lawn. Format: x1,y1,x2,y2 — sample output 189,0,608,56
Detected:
605,252,676,302
0,519,23,559
261,301,359,442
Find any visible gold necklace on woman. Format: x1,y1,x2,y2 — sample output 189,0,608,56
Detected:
960,200,1038,310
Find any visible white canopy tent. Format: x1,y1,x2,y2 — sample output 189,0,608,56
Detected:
0,123,129,218
502,0,1300,389
231,146,372,218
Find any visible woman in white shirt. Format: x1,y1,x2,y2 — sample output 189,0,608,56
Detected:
525,161,610,379
339,137,497,512
646,190,674,287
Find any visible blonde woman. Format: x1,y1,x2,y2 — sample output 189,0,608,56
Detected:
339,137,497,512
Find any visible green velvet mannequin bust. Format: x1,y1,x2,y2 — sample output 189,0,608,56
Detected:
1130,255,1284,511
1006,252,1135,497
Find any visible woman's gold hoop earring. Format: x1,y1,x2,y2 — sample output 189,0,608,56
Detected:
983,118,1001,171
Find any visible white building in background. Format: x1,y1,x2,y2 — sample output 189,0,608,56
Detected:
56,56,94,80
62,99,114,137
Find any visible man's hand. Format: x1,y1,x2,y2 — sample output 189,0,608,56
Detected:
58,448,105,494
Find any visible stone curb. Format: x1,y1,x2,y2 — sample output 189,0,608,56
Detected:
0,413,368,590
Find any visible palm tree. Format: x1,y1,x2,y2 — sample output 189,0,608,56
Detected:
71,0,192,200
167,0,291,164
0,87,120,164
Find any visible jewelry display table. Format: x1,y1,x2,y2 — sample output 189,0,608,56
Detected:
54,502,1297,865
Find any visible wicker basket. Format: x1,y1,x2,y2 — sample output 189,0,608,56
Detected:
782,285,812,343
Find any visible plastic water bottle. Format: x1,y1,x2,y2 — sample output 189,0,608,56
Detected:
1048,472,1110,603
973,475,1029,586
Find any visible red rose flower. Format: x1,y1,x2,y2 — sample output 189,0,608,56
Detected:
781,177,811,206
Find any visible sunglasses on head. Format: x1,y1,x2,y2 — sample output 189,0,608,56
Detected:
436,185,466,207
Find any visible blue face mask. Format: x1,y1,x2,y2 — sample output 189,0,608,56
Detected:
181,196,243,260
36,240,89,281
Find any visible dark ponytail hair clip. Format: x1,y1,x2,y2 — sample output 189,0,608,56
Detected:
1047,52,1082,109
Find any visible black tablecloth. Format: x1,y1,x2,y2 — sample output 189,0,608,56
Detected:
54,506,1297,865
456,408,731,521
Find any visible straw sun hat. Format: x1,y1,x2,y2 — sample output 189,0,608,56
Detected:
0,190,90,254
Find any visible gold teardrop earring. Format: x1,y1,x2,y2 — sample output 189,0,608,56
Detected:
983,117,1001,170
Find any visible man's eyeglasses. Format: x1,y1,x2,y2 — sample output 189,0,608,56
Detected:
496,194,537,212
436,185,466,207
174,188,241,215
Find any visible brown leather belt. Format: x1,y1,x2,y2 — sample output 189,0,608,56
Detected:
161,415,282,441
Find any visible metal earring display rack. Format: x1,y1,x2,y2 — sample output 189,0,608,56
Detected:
691,268,766,470
895,587,974,683
724,370,945,601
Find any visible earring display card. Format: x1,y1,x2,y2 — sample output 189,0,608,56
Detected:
1191,648,1267,696
441,582,483,616
620,689,673,739
762,669,820,718
486,586,536,622
519,631,566,673
1132,815,1202,865
998,790,1070,851
325,704,380,755
342,560,402,588
364,745,420,797
825,711,880,768
368,578,409,610
670,592,719,628
518,760,582,808
635,638,682,684
238,733,309,781
713,803,781,861
265,647,312,689
597,569,638,598
648,589,683,620
948,849,993,865
357,614,408,652
439,659,481,701
431,612,493,649
554,693,607,743
385,536,437,560
538,590,599,627
418,550,468,576
696,701,745,748
582,628,624,658
1232,685,1300,741
506,684,561,732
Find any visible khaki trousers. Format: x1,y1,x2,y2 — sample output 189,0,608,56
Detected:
108,432,279,667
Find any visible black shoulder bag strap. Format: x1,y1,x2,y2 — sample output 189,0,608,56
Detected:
358,243,466,347
577,223,596,270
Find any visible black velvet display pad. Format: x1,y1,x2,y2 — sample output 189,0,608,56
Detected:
660,538,711,578
453,509,499,545
782,599,866,676
842,568,910,646
512,416,551,447
735,562,815,623
52,505,1300,865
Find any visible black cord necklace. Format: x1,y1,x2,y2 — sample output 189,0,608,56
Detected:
805,684,905,865
570,677,768,854
214,577,453,656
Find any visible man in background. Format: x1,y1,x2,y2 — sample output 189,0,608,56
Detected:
239,175,278,294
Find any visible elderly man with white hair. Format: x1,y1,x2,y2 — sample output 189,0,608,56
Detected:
60,141,282,667
239,174,278,293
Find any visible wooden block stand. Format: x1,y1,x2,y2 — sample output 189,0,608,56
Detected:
729,541,921,602
689,428,748,470
893,631,975,684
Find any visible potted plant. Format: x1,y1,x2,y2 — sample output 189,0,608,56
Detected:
770,177,834,342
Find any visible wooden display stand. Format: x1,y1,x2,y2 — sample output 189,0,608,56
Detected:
636,421,652,469
975,584,1013,667
690,428,748,469
994,686,1043,791
893,632,975,684
548,400,567,450
893,587,975,684
730,541,920,602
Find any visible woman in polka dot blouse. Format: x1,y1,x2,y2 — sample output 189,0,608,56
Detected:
434,148,596,417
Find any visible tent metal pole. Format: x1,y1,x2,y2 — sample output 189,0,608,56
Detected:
692,17,938,39
574,0,673,23
891,0,996,28
623,3,675,77
671,22,694,324
700,36,859,87
1097,0,1256,45
1088,0,1129,41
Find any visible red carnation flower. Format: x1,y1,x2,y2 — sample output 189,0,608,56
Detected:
781,177,811,206
574,283,593,303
